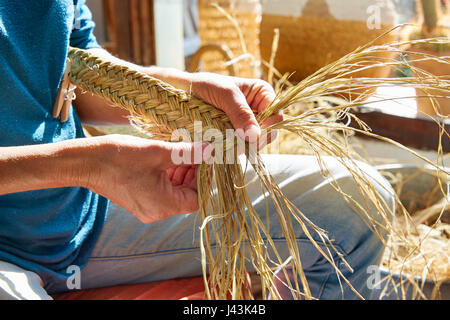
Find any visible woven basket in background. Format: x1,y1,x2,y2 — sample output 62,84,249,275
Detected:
197,0,262,78
260,0,401,90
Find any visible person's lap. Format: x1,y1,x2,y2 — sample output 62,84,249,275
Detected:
1,154,395,299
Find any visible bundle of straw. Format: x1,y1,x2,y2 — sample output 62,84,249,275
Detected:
67,32,450,299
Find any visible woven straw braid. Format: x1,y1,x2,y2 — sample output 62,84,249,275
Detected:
67,47,234,141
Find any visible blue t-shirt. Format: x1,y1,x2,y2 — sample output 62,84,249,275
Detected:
0,0,109,289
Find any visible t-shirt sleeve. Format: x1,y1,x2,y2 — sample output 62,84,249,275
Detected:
70,0,101,49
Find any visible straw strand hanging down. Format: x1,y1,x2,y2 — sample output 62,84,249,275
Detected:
67,33,450,299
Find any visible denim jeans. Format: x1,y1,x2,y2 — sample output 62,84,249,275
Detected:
2,154,395,299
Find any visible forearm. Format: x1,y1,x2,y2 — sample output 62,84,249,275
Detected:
146,66,194,92
0,138,103,195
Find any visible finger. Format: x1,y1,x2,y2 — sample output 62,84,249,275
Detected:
183,166,198,190
171,166,191,186
239,79,277,113
157,173,199,218
252,111,283,151
260,88,277,112
261,112,283,129
166,167,176,180
218,89,261,143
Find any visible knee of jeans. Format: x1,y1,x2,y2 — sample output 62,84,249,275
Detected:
353,159,396,226
323,159,395,255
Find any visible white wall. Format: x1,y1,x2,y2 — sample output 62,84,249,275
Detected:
154,0,185,70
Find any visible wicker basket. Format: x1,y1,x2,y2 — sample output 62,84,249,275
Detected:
260,0,400,97
197,0,262,78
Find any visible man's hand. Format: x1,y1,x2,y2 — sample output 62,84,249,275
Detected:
88,135,209,223
146,68,283,142
187,72,282,142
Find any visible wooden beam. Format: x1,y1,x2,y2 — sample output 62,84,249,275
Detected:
102,0,155,65
140,0,156,66
129,0,142,64
103,0,132,61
